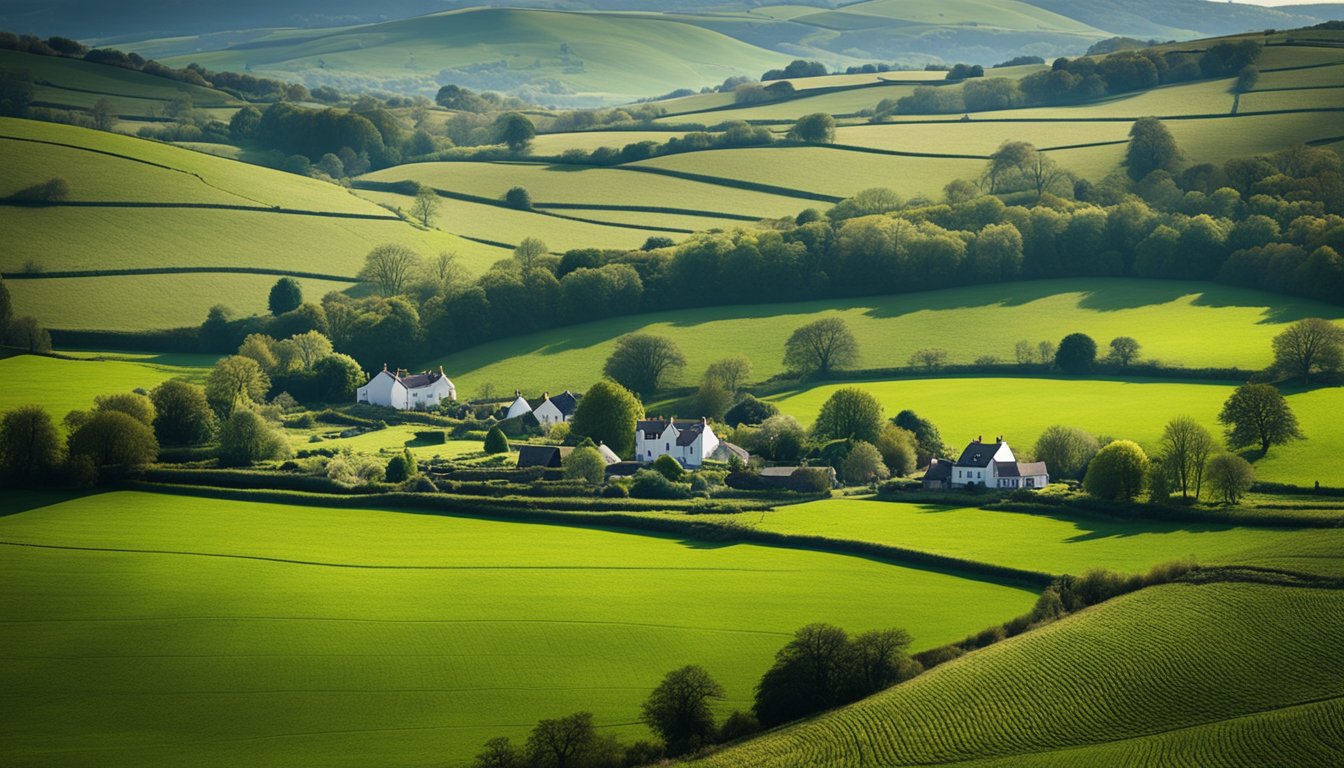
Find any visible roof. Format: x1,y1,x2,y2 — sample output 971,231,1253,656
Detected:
760,466,801,478
995,461,1020,477
547,390,581,417
371,366,452,391
637,418,710,445
923,458,953,481
595,443,621,465
516,445,572,468
1017,461,1048,477
956,439,1000,468
709,442,750,462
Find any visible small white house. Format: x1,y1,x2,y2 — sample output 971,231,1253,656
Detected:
504,391,535,420
929,435,1049,490
533,391,581,426
635,417,720,469
357,365,456,411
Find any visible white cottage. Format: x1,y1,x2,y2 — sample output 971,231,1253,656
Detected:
928,435,1049,490
635,417,720,469
504,391,535,420
533,391,581,426
357,365,456,411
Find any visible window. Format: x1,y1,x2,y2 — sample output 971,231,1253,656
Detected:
666,443,670,450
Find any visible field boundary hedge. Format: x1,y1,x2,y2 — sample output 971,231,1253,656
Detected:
613,165,844,203
121,482,1054,588
0,199,401,221
8,265,357,281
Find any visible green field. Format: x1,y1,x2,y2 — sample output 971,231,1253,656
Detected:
791,0,1106,34
769,377,1341,486
151,8,789,104
687,581,1344,767
426,278,1344,394
0,490,1037,767
682,497,1344,578
0,354,211,418
296,424,492,460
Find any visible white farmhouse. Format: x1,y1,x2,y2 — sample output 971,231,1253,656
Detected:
924,435,1049,490
504,391,534,420
533,391,581,426
635,417,720,468
356,365,456,411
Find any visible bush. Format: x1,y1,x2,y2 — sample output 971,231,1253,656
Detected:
563,444,607,485
630,469,692,499
326,450,385,486
840,440,889,485
651,453,684,481
67,410,158,469
504,186,533,210
414,430,446,444
602,482,630,498
385,448,418,483
217,409,292,466
1083,440,1149,500
1055,332,1098,373
483,426,510,454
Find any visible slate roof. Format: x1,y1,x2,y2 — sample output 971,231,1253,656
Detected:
1017,461,1048,477
516,445,572,468
923,458,953,481
547,390,581,416
637,418,709,445
955,439,1000,468
995,461,1020,478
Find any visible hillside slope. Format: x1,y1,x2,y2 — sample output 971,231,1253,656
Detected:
685,582,1344,768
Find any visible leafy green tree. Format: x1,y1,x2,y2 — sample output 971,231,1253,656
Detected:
67,411,158,468
311,354,365,403
694,381,734,421
641,665,725,755
787,112,836,144
1218,383,1303,455
150,380,216,446
1054,333,1098,373
228,105,261,141
784,318,859,377
93,392,155,426
602,334,686,398
385,448,418,483
471,737,524,768
754,623,853,727
0,405,63,483
569,379,644,458
495,112,536,153
846,628,917,699
206,356,271,417
813,387,884,443
1083,440,1149,500
7,316,51,353
908,348,948,371
652,453,684,482
90,97,117,131
1206,453,1255,504
526,711,596,768
875,424,918,476
562,444,607,485
724,395,778,427
217,409,291,466
483,426,510,454
268,277,303,316
411,184,440,227
704,356,753,394
513,237,549,273
1107,336,1141,366
840,440,889,484
358,243,422,296
1032,425,1099,480
1271,317,1344,385
1159,416,1215,499
238,333,280,373
894,410,947,466
1126,117,1179,179
504,186,533,210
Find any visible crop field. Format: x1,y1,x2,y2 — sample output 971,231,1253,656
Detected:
361,161,809,219
529,131,704,156
1249,62,1344,90
154,8,789,103
0,491,1038,767
834,121,1131,155
5,272,358,331
633,147,986,199
790,0,1106,34
687,582,1344,768
0,49,242,117
353,189,698,253
427,279,1344,395
687,498,1344,578
659,83,923,124
0,354,210,418
1238,85,1344,113
769,378,1342,485
1256,44,1344,71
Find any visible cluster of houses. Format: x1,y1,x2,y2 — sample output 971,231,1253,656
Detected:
356,368,1049,487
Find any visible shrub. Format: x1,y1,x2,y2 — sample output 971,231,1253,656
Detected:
840,440,889,485
630,469,691,499
326,450,385,486
385,448,418,483
483,426,510,454
504,186,533,210
651,453,684,481
1055,332,1098,373
724,395,779,427
1083,440,1149,500
563,444,607,485
217,409,292,466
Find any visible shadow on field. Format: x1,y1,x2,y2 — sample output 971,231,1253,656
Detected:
0,490,98,518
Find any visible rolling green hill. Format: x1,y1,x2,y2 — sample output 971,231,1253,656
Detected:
685,581,1344,767
0,490,1037,767
148,8,791,106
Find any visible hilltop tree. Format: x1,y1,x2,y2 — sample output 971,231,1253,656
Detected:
784,318,859,377
0,405,63,483
359,243,421,296
1083,440,1149,500
1218,383,1303,455
1126,117,1179,179
603,334,686,397
268,277,303,316
813,387,884,443
1272,317,1344,385
1159,416,1216,499
569,379,644,457
788,112,836,144
411,184,440,228
642,665,725,755
495,112,536,154
1055,333,1098,373
1032,425,1099,480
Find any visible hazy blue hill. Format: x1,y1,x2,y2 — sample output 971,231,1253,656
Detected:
1021,0,1335,39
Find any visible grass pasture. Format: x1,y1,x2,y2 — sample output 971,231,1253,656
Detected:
426,278,1344,396
686,498,1344,578
687,582,1344,767
768,378,1342,486
0,353,211,418
298,424,490,460
1238,85,1344,113
0,491,1038,767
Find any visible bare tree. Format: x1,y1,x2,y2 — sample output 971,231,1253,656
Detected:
704,355,753,394
358,243,421,296
1037,339,1057,365
909,348,948,372
784,318,859,377
1014,339,1034,364
526,712,596,768
90,98,117,131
